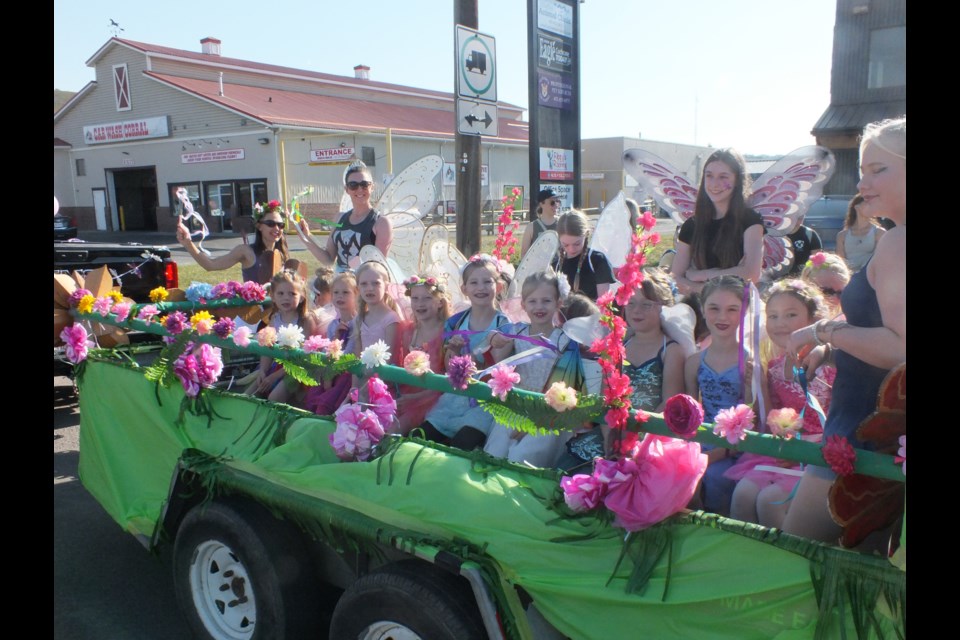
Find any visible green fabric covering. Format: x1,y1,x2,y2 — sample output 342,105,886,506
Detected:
77,357,904,640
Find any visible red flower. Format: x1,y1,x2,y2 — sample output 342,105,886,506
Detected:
822,435,857,476
663,394,704,439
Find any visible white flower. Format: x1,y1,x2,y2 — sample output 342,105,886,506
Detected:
277,323,305,348
360,339,391,369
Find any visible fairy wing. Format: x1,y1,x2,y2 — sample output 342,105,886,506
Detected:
358,244,405,285
588,191,632,271
748,146,836,237
418,224,468,310
377,155,444,219
762,234,794,275
385,212,425,281
507,230,560,300
622,149,698,226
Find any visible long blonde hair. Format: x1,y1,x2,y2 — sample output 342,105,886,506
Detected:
354,260,400,352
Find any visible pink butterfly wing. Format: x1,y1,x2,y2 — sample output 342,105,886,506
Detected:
749,146,836,236
762,234,794,274
623,149,698,226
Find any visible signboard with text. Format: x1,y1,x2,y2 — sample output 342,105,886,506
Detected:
83,116,170,144
310,146,355,163
181,148,245,164
539,148,574,180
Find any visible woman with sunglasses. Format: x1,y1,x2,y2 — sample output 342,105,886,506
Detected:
299,162,393,272
176,199,290,284
520,188,560,258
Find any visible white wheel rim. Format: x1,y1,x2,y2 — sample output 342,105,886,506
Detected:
359,621,422,640
189,540,257,640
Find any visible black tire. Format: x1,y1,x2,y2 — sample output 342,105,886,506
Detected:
329,560,486,640
172,498,321,640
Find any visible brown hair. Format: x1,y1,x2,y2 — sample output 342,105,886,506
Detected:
690,148,753,270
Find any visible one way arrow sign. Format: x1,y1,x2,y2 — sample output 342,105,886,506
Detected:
457,98,499,137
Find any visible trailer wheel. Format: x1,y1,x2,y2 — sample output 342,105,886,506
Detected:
329,560,486,640
172,499,320,640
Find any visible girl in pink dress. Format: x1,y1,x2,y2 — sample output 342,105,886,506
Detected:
727,279,835,527
394,275,452,435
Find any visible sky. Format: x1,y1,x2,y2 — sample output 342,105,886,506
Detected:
53,0,837,156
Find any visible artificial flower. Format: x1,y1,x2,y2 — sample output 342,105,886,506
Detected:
663,394,705,438
713,404,756,445
895,434,906,476
136,304,159,322
545,381,578,412
190,310,215,335
809,252,827,268
92,296,113,317
325,338,343,359
822,435,857,477
238,281,267,302
767,407,803,439
112,301,132,323
366,375,397,428
403,350,431,376
185,282,214,303
211,281,241,299
303,335,331,354
60,323,92,363
106,290,124,304
68,289,93,307
149,286,169,303
330,403,386,462
446,355,478,390
638,211,657,231
173,352,201,397
76,294,95,315
277,324,305,348
257,326,277,347
212,317,235,339
232,326,252,347
164,311,188,335
488,364,521,401
560,474,606,512
360,339,391,369
195,343,223,388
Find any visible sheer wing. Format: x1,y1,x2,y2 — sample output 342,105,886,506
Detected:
622,149,698,226
507,230,560,300
588,191,632,270
385,212,425,281
357,245,406,285
418,224,468,309
377,155,444,218
748,146,836,236
762,234,794,275
418,224,451,274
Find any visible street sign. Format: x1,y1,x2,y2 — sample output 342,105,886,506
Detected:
457,98,499,136
456,25,497,102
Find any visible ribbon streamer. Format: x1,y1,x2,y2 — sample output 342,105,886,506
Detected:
175,187,211,256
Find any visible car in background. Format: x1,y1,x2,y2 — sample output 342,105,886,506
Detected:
802,195,852,251
53,213,78,240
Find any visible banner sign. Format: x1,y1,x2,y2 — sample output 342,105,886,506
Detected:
83,116,169,144
181,148,245,164
310,146,355,163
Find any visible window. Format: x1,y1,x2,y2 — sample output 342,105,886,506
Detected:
113,64,131,111
868,27,905,89
362,146,376,166
76,158,86,177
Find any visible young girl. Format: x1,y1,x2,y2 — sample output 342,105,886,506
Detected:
684,275,755,517
301,271,359,416
248,269,319,402
422,254,510,450
800,251,850,317
310,265,335,310
394,275,452,434
353,260,401,358
483,269,589,468
727,279,835,526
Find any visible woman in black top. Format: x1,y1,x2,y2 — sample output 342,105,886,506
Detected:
552,209,615,300
670,148,764,295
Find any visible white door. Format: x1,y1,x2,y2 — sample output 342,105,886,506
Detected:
93,189,107,230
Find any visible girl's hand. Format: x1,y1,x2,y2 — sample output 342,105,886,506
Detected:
489,332,511,350
445,335,466,354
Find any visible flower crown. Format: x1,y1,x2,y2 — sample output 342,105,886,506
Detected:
252,200,283,221
464,253,502,275
403,275,446,296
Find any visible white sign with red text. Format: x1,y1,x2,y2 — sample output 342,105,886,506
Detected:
539,147,574,180
83,116,169,144
310,147,356,163
181,148,246,164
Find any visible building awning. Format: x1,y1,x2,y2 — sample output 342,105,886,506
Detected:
812,101,906,135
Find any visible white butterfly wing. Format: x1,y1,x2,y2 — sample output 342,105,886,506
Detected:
358,245,406,285
418,224,468,309
749,146,836,237
589,191,632,270
377,155,444,218
622,149,698,227
385,212,425,281
507,230,560,300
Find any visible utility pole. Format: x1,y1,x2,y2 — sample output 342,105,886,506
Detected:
454,0,482,256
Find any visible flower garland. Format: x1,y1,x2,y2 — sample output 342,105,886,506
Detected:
492,187,522,263
329,375,398,461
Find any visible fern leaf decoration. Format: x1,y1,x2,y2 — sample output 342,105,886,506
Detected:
143,332,194,387
480,393,605,436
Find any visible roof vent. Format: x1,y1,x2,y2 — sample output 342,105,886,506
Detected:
201,37,222,56
354,64,370,80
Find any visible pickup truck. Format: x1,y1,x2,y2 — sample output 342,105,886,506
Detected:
69,297,905,640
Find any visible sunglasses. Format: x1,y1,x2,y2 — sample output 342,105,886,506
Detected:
259,219,285,229
346,180,373,191
546,199,558,206
821,287,843,297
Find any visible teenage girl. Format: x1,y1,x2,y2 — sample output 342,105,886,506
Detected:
684,275,755,516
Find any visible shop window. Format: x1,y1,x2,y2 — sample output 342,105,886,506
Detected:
868,27,905,89
113,64,131,111
362,146,376,166
76,158,86,177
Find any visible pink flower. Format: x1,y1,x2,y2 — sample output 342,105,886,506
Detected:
544,381,577,412
487,364,521,401
366,375,397,428
137,304,160,323
212,317,235,339
561,474,606,512
767,407,802,439
512,187,520,196
195,344,223,388
330,403,386,461
446,355,478,391
194,317,214,336
232,326,252,347
303,335,331,353
664,394,705,438
257,326,277,347
92,296,113,317
68,289,93,307
211,281,241,299
403,350,431,375
895,435,905,476
60,323,92,363
713,404,756,445
325,338,344,359
822,435,857,476
164,311,188,335
810,252,827,267
638,211,657,231
112,302,132,323
238,281,267,302
173,353,201,397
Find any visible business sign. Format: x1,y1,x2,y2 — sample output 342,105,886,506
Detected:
310,146,355,163
537,69,573,110
539,148,575,180
537,34,572,72
538,0,573,37
539,183,574,210
181,148,246,164
83,116,170,144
